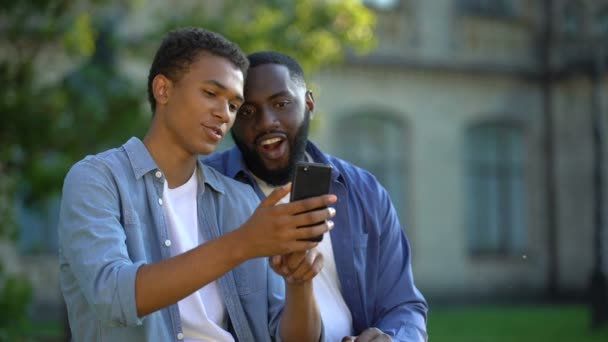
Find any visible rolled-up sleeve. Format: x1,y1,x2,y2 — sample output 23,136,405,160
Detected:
373,184,428,342
59,158,144,327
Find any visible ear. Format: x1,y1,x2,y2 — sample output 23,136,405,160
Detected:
152,74,173,107
305,90,315,114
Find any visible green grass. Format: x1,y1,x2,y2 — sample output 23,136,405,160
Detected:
429,304,608,342
17,304,608,341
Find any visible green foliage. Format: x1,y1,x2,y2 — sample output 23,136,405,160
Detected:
0,265,32,340
0,0,376,333
152,0,376,74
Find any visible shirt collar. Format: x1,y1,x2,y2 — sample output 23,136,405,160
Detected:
122,137,225,193
304,141,342,183
221,146,252,180
123,137,158,179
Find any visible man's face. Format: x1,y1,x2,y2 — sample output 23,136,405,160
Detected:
156,53,244,156
232,64,313,185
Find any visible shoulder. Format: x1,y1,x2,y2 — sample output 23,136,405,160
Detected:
64,147,128,186
202,148,235,174
325,154,385,195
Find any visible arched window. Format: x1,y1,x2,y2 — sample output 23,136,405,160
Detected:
335,113,408,224
562,0,584,35
595,7,608,35
465,122,526,255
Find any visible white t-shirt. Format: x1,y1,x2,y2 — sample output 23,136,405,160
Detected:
162,168,234,342
252,169,354,342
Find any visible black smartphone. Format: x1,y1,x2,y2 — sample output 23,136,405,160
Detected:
290,161,333,242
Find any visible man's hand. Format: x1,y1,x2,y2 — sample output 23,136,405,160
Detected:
342,328,392,342
235,183,337,259
270,249,324,284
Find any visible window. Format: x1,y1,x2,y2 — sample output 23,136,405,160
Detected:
595,8,608,35
562,0,584,35
466,122,526,255
335,113,408,223
457,0,518,18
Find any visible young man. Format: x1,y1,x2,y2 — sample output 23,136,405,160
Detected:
58,28,336,341
204,51,429,342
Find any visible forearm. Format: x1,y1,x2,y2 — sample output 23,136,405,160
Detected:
279,282,321,342
135,230,248,317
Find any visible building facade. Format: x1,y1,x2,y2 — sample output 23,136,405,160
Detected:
311,0,608,299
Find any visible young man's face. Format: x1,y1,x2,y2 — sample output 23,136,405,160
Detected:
156,53,244,156
232,64,314,185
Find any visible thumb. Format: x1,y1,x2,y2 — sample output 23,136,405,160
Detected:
259,183,291,208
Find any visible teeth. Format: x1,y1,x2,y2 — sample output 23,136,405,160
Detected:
261,137,282,146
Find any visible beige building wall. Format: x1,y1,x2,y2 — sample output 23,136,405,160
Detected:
309,0,608,299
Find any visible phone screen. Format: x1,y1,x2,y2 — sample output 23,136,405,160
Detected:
290,161,332,242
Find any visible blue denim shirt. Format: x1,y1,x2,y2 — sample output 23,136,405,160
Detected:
204,142,429,342
58,137,284,342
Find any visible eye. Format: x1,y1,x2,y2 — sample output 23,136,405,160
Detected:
274,100,290,109
238,106,255,118
229,103,240,113
203,89,216,97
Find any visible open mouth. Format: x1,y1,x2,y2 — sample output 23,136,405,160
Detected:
256,134,288,160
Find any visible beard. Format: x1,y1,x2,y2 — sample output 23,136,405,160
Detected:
233,111,310,186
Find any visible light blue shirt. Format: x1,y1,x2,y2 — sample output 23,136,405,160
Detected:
58,137,284,341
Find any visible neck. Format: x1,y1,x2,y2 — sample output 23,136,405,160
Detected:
144,117,197,189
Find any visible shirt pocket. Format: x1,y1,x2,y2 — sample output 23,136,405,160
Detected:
121,208,150,261
232,258,266,296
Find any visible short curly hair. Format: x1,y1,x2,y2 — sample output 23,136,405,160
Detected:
147,27,249,113
247,51,305,86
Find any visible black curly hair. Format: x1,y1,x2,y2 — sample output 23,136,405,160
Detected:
147,27,248,114
247,51,306,86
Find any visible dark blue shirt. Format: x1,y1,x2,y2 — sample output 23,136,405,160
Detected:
204,142,428,341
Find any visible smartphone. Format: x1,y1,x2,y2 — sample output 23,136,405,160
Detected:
290,161,333,242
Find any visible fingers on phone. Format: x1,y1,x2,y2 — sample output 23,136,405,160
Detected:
297,220,333,240
260,183,292,208
286,195,337,215
294,207,336,228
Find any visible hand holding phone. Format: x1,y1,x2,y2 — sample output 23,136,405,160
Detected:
290,161,333,242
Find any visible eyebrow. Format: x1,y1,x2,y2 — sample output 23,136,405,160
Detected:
267,90,291,101
202,80,244,102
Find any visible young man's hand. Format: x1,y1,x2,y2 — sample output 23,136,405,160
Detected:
270,249,324,284
342,328,392,342
235,183,336,258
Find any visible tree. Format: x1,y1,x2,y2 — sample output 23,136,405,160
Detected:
0,0,376,337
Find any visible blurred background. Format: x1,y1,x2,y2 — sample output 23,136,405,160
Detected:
1,0,608,341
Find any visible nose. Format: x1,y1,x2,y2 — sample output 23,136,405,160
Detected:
256,108,279,131
212,99,231,123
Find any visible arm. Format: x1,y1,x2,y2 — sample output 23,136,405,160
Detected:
271,249,326,342
59,161,336,323
137,187,336,317
370,185,428,342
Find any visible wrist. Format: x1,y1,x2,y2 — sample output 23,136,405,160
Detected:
285,279,314,293
220,229,254,263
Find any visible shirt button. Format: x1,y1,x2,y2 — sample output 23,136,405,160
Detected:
158,198,163,205
155,171,162,178
164,239,172,247
177,332,184,340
